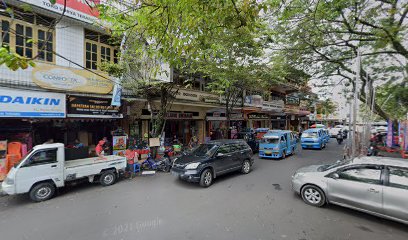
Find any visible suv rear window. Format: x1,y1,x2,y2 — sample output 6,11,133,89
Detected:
239,143,249,150
229,144,240,152
217,145,231,154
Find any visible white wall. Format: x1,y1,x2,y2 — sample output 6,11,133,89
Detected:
55,20,85,69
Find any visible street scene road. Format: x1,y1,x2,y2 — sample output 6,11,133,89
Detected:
1,142,407,240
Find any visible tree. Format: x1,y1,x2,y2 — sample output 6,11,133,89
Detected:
316,99,337,116
376,82,408,120
266,0,408,120
99,0,269,139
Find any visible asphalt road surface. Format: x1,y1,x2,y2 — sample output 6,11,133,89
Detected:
0,141,407,240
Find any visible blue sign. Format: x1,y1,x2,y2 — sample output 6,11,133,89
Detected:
0,88,66,118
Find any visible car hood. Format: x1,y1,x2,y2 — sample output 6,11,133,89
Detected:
173,154,208,165
295,165,322,174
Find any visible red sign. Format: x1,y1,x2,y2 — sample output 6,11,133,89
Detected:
57,0,100,17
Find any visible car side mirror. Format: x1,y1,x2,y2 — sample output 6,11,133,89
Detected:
331,173,339,179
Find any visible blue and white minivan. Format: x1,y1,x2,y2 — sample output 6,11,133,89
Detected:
301,128,327,149
259,130,297,159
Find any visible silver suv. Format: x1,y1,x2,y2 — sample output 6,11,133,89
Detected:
292,157,408,225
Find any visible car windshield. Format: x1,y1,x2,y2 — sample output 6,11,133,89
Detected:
318,160,350,172
192,144,218,157
302,132,318,138
262,138,280,144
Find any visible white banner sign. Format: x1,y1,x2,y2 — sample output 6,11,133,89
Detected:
0,88,66,118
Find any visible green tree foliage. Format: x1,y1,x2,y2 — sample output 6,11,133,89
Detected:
99,0,271,137
376,82,408,120
316,99,337,116
266,0,408,120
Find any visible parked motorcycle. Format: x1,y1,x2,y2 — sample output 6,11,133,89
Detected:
154,149,173,172
141,150,174,172
336,132,343,144
367,141,378,156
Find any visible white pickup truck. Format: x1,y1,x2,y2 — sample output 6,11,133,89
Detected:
2,143,126,202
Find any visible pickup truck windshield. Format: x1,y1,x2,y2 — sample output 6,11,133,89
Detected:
302,133,318,138
192,144,218,157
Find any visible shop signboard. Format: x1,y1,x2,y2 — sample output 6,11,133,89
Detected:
175,89,220,104
32,63,113,94
206,112,226,121
67,96,123,118
248,113,269,120
261,100,284,112
20,0,100,23
150,112,194,119
230,113,244,120
244,95,263,108
112,135,127,156
0,88,66,118
286,96,300,105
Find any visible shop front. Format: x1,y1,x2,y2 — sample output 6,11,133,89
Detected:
248,113,270,129
65,95,124,154
139,102,208,145
0,87,66,180
271,115,286,129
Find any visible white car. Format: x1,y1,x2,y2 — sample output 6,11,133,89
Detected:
292,157,408,225
328,125,344,137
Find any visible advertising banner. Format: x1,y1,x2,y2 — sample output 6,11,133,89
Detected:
32,63,113,94
386,119,393,148
111,84,122,106
20,0,100,23
0,88,65,118
67,96,123,118
112,135,127,156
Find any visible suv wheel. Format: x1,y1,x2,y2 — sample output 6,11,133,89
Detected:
241,160,251,174
301,185,326,207
29,182,56,202
199,169,213,187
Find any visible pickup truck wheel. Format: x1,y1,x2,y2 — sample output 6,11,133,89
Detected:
100,171,116,186
29,182,55,202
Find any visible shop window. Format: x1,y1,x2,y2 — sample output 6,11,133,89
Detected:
84,29,118,70
38,29,53,62
85,41,98,70
1,20,10,46
0,6,55,63
101,46,111,62
15,23,33,58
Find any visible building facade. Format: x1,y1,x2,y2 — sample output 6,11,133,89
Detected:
0,0,308,153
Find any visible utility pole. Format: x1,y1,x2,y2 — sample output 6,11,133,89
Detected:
352,50,361,158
